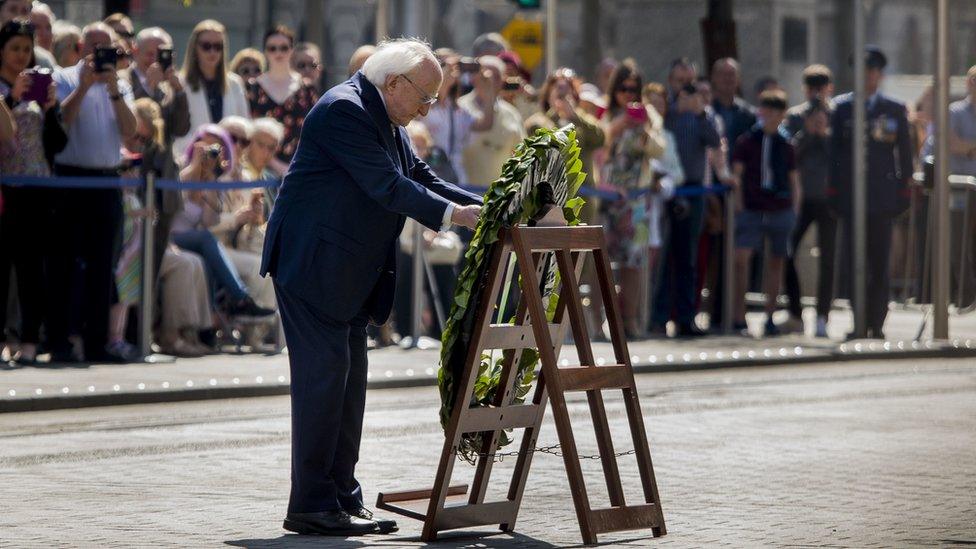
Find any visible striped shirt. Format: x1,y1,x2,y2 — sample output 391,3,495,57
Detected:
664,106,722,183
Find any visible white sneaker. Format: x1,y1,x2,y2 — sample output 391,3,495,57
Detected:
815,316,829,338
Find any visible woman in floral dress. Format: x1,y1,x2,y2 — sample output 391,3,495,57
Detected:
246,25,318,176
599,59,665,338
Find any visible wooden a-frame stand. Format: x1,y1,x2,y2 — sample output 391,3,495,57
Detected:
377,216,666,545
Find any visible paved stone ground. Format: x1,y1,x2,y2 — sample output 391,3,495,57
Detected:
1,357,974,547
3,307,976,409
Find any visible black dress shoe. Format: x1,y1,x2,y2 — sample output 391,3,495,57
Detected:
283,510,379,536
675,323,706,338
346,506,398,533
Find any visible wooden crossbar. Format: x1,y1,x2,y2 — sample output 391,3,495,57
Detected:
375,222,666,545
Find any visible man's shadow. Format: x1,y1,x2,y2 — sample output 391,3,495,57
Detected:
226,531,651,548
226,531,563,548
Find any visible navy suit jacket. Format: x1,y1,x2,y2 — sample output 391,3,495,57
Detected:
828,92,913,216
260,72,482,324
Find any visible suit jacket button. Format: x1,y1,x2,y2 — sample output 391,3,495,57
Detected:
376,267,383,273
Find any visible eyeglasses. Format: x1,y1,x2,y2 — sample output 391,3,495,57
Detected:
231,135,251,147
400,73,438,105
296,61,319,71
265,44,291,53
238,66,262,77
617,86,640,94
197,41,223,53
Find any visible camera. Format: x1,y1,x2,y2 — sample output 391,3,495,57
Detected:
94,45,120,73
204,143,223,159
157,47,173,71
458,57,480,73
503,77,521,92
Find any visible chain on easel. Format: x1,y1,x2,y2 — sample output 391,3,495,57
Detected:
456,444,638,463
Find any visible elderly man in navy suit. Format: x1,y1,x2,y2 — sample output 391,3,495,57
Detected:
829,46,913,340
261,39,482,536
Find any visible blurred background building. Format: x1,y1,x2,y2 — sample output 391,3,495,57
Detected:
43,0,976,103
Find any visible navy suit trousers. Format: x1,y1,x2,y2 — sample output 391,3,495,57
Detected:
274,280,369,513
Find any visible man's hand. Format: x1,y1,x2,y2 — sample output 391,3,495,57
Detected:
78,56,97,91
166,66,183,93
451,204,481,229
145,62,164,94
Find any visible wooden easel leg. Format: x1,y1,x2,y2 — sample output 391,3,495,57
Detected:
421,241,513,541
594,246,668,534
555,250,627,507
512,236,597,543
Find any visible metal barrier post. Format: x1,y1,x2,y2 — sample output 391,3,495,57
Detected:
852,0,868,338
722,188,735,334
140,171,156,358
409,223,425,347
932,0,951,339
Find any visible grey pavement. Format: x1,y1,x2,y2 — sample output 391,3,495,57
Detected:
3,306,976,412
0,357,974,547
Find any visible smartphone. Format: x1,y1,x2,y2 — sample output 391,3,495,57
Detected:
94,45,119,73
157,47,173,71
626,102,649,124
23,67,53,105
458,57,480,73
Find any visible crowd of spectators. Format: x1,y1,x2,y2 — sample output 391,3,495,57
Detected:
0,1,964,365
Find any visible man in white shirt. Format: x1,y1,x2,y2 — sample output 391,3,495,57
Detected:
47,22,136,363
459,55,526,186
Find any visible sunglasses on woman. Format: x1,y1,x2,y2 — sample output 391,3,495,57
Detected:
197,41,223,53
296,61,319,71
231,134,251,147
238,65,262,77
265,44,291,53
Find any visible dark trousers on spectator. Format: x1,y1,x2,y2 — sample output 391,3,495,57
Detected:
785,199,837,319
843,213,893,334
394,248,457,338
0,186,50,344
47,165,123,360
652,187,705,326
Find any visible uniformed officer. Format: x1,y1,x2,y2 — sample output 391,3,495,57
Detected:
828,46,913,339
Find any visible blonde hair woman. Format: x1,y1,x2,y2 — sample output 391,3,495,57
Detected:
173,19,250,159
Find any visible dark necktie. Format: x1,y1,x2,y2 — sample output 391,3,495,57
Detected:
392,124,408,175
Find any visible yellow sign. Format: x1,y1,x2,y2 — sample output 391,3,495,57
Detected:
501,16,544,72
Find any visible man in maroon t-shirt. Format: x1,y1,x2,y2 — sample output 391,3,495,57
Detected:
730,90,802,336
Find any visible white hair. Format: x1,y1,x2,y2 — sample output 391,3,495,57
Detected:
135,26,173,48
81,22,118,42
31,2,56,21
219,116,253,139
251,117,285,144
361,38,438,88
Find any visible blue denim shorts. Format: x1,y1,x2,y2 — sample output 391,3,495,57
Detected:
734,209,797,257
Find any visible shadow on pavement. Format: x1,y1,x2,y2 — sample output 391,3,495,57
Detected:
225,531,569,548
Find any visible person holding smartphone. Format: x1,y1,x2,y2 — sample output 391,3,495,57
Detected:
599,59,666,339
47,21,136,363
0,18,67,364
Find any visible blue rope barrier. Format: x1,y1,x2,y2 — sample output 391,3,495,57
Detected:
155,179,281,190
0,175,143,189
1,175,729,199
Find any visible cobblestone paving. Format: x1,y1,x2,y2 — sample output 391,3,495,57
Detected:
4,307,975,407
1,358,974,547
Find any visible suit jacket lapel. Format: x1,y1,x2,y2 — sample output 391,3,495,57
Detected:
355,72,400,168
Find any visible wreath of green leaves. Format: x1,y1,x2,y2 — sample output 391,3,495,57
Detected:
437,125,586,462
